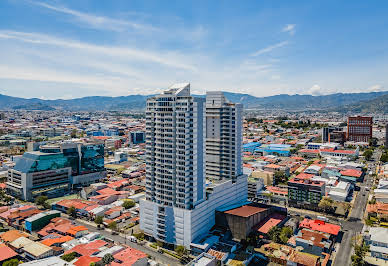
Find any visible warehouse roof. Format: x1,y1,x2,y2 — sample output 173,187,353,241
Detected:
224,205,267,218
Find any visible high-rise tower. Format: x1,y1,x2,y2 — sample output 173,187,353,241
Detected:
205,91,243,181
140,84,247,247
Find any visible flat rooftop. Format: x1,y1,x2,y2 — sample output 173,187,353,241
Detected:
224,205,267,218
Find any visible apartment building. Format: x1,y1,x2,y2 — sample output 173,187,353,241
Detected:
205,91,243,181
347,116,373,143
140,84,247,247
288,178,325,209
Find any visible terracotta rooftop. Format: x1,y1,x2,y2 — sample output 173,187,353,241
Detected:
299,219,340,236
224,205,267,218
0,229,29,243
0,244,18,262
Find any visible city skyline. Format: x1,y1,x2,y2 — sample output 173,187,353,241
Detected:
1,0,388,99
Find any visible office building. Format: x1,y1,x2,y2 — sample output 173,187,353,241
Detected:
205,91,243,181
140,84,247,247
7,140,105,201
130,131,146,144
7,152,72,201
347,116,373,143
39,141,105,185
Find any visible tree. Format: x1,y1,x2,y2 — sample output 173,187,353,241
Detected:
67,206,77,218
133,232,144,240
94,215,103,225
363,149,373,161
35,195,48,206
108,221,117,231
319,197,334,212
279,227,293,244
102,254,114,265
71,129,77,138
268,226,281,243
175,245,187,256
3,259,20,266
61,252,77,262
351,242,369,266
274,171,288,185
122,199,136,209
156,240,163,248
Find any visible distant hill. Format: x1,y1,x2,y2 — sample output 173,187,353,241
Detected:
0,90,387,112
338,94,388,113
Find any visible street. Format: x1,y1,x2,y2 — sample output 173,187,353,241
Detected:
334,150,381,266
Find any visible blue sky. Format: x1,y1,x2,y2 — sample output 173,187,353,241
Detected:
0,0,387,99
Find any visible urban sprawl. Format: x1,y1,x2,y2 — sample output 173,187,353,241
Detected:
0,83,387,266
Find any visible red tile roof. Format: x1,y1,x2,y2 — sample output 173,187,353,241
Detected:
41,235,74,246
295,173,314,180
256,213,286,234
299,219,340,236
65,239,108,257
74,255,100,266
0,244,18,262
112,247,147,265
289,178,325,187
340,169,362,178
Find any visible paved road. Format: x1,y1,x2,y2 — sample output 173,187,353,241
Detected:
73,219,181,266
334,150,381,266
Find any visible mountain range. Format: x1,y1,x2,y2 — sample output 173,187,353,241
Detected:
0,91,387,113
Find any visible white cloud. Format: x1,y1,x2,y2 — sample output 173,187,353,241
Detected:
32,1,156,32
0,30,196,71
367,84,385,92
308,84,323,96
282,24,296,35
251,41,288,56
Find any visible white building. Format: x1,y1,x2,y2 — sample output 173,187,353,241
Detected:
140,85,247,247
364,226,388,260
205,91,243,181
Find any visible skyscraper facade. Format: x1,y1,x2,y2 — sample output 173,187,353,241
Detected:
347,116,373,143
205,92,243,181
140,84,247,247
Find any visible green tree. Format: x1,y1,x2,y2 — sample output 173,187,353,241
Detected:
175,245,187,256
122,199,136,209
94,215,104,225
274,171,288,185
363,149,373,161
3,259,20,266
102,253,114,265
268,226,282,243
156,240,163,248
133,232,144,240
351,242,369,266
35,195,48,206
67,206,77,218
279,227,293,244
71,129,77,138
108,221,117,231
61,252,77,262
319,196,334,212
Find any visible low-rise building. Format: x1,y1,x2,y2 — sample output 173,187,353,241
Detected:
364,226,388,260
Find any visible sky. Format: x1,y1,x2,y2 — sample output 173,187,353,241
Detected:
0,0,388,99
